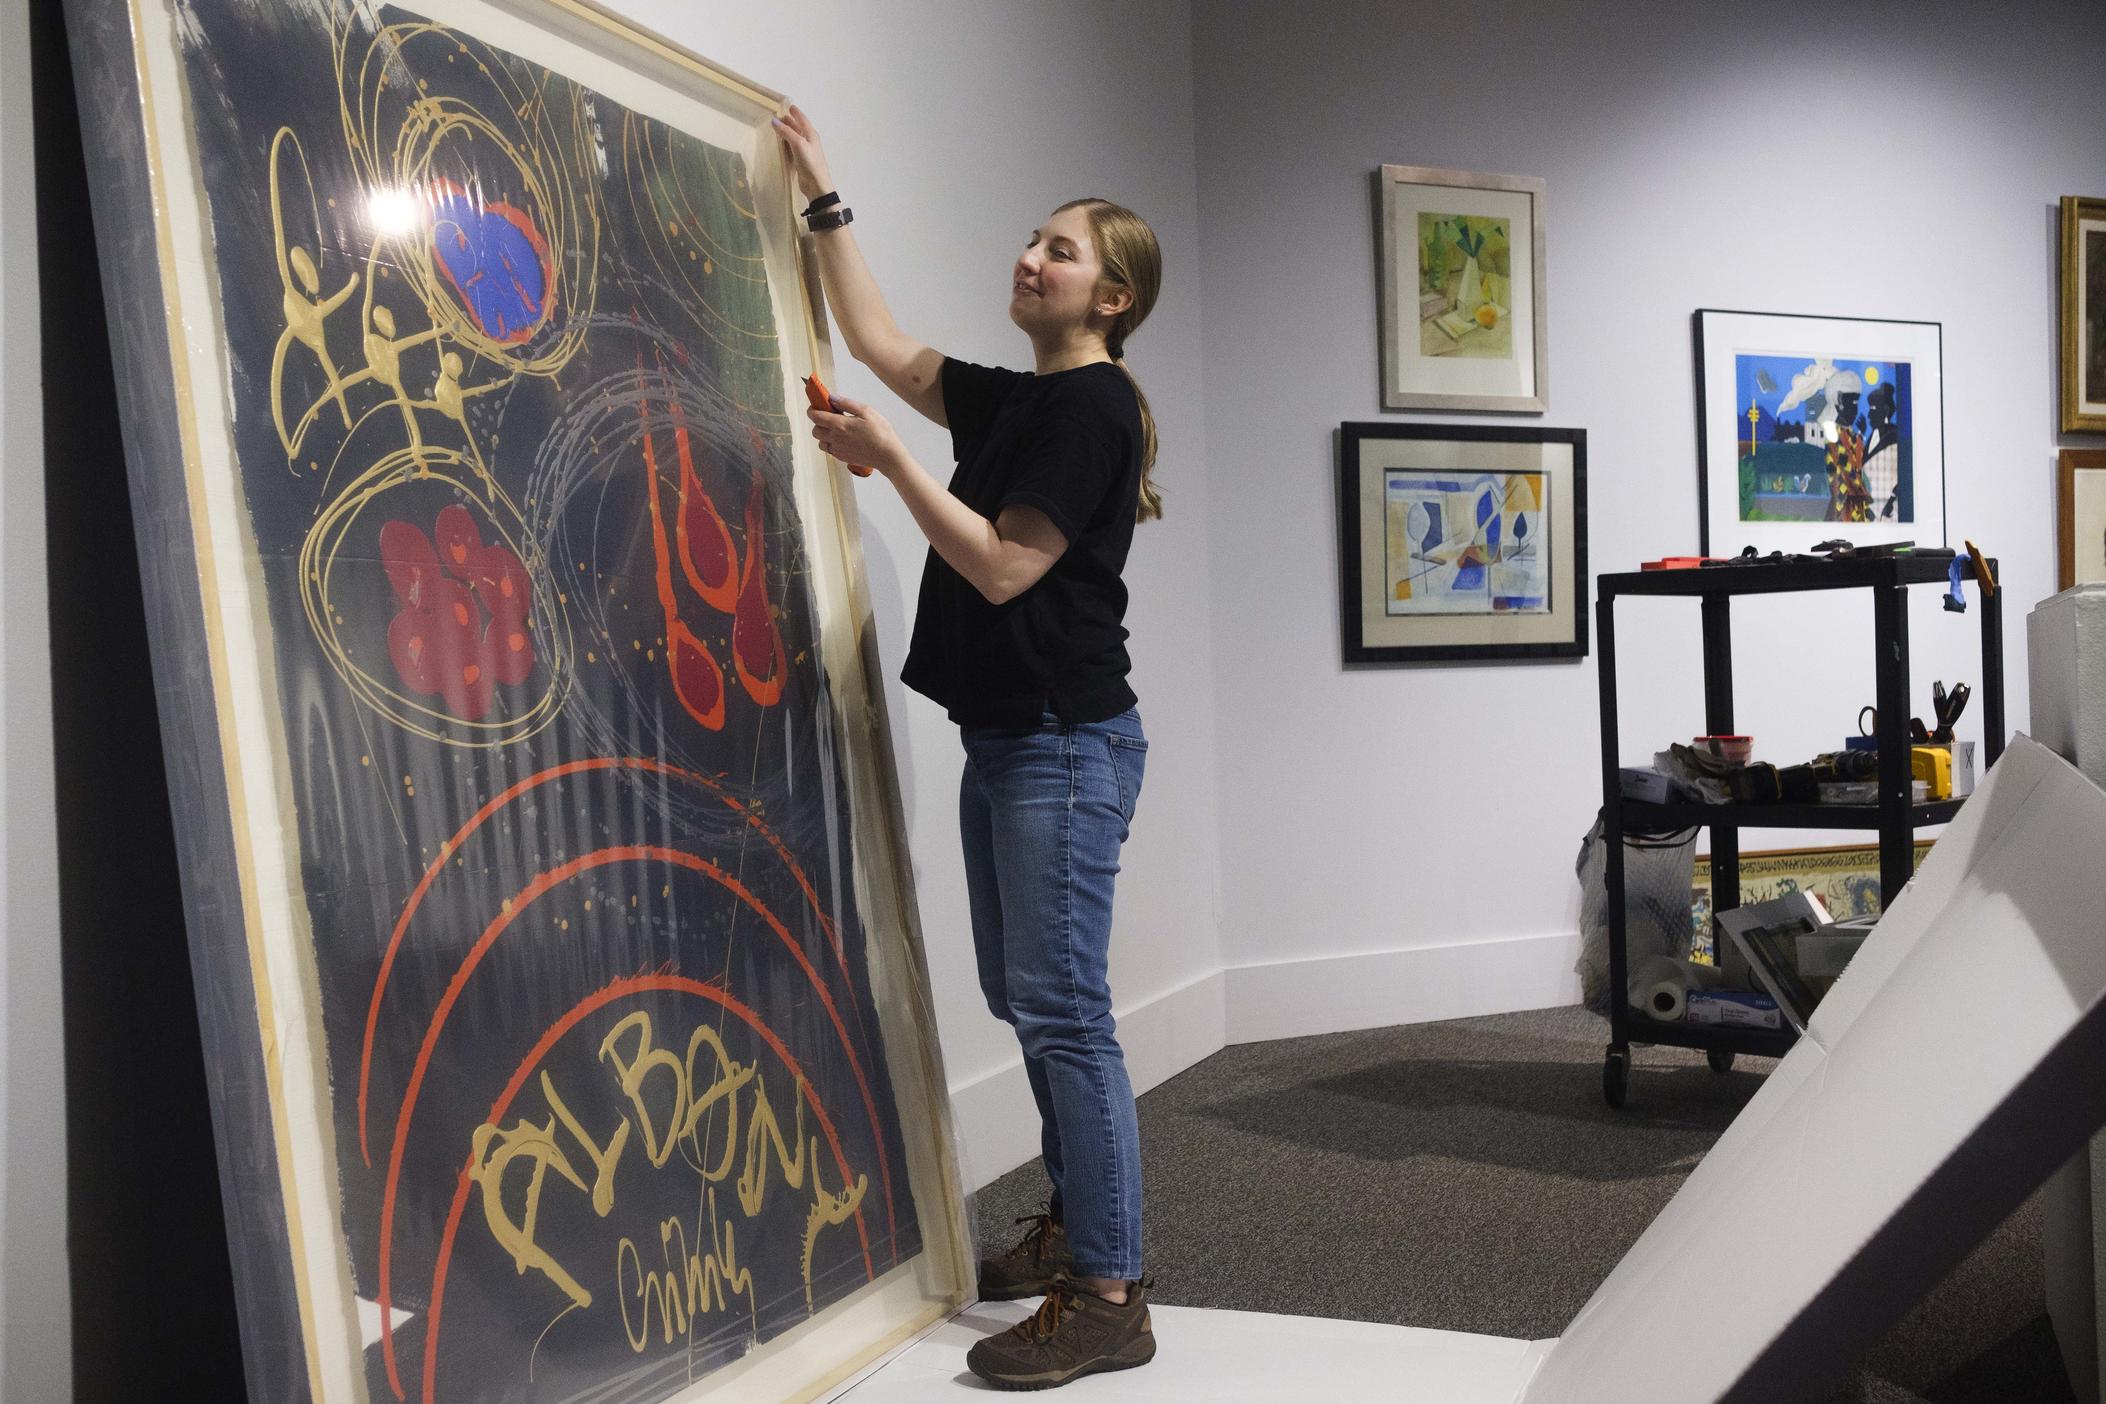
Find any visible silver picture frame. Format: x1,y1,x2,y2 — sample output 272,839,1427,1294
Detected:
1375,164,1548,413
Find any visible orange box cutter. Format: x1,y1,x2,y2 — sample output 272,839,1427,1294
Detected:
802,374,873,477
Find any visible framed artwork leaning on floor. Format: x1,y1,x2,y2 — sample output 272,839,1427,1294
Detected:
1337,422,1587,663
1374,164,1548,413
60,0,973,1400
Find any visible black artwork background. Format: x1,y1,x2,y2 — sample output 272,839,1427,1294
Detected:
169,3,920,1400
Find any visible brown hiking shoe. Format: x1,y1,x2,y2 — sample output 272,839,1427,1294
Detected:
966,1271,1156,1391
977,1209,1074,1301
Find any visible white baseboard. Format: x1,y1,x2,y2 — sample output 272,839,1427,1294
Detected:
946,970,1227,1193
1222,931,1583,1046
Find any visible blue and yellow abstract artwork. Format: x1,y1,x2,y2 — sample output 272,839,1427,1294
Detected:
1383,469,1549,615
1733,353,1915,524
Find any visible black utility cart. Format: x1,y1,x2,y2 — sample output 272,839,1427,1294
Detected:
1593,555,2004,1107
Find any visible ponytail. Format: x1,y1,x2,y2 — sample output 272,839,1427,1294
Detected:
1113,357,1163,523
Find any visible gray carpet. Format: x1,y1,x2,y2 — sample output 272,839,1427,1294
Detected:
970,1005,2074,1403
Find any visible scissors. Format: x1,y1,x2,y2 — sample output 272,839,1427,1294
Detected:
1931,681,1971,744
1858,705,1930,745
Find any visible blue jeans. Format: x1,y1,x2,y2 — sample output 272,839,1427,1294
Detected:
959,707,1147,1280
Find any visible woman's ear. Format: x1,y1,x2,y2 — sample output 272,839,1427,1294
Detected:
1095,283,1134,320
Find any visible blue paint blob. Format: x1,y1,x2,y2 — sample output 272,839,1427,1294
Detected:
432,187,550,344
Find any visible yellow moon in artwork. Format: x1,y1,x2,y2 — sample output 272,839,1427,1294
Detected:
1864,366,1881,385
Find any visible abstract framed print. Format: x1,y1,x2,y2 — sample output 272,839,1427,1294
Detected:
2060,449,2106,591
2062,196,2106,434
1694,309,1946,556
1338,423,1587,663
1376,165,1547,413
61,1,972,1400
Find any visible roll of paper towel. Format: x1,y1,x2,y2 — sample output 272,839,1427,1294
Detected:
1627,955,1725,1021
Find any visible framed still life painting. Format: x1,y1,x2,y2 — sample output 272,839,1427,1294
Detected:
1694,309,1946,556
2062,196,2106,434
1375,165,1548,413
1337,423,1587,663
2060,449,2106,591
61,1,972,1402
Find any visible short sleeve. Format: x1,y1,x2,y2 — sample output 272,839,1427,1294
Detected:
999,412,1124,544
941,357,1025,463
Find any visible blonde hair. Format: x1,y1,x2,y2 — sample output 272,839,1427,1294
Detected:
1056,197,1163,522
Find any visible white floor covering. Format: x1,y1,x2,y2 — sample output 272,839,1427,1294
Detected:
834,1298,1547,1401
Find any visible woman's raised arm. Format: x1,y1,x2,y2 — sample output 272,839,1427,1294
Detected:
773,105,948,427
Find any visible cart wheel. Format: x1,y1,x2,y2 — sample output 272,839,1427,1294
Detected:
1707,1049,1736,1076
1602,1045,1632,1109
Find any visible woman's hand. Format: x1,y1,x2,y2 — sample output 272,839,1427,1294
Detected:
770,104,835,204
807,396,906,478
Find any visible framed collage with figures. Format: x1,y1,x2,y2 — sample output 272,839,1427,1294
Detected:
62,0,972,1400
1693,308,1946,556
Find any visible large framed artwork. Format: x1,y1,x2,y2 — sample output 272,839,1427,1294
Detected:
2063,196,2106,433
2061,449,2106,591
1375,165,1548,413
1337,423,1587,663
1693,309,1946,556
62,2,971,1402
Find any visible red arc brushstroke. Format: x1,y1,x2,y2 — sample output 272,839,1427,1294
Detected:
356,757,853,1170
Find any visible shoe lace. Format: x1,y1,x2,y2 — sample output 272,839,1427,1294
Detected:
1009,1210,1057,1263
1028,1276,1077,1339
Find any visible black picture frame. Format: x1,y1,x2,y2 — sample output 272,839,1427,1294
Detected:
1692,308,1947,556
1337,422,1588,664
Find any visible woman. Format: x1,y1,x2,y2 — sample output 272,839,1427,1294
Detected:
773,104,1163,1390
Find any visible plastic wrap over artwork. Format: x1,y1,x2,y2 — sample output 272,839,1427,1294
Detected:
61,0,974,1399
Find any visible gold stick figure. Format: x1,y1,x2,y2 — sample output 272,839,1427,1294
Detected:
269,128,359,458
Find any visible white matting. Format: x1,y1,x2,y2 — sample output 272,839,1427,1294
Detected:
834,1298,1548,1401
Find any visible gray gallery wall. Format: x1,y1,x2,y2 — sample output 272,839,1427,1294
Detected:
0,0,68,1396
1193,0,2106,988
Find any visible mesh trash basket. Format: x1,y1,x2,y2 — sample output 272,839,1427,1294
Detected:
1574,812,1699,1016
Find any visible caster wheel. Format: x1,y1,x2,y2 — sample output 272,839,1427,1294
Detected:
1707,1049,1736,1075
1602,1045,1631,1108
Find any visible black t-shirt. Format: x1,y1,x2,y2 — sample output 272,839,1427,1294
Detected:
900,357,1142,728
